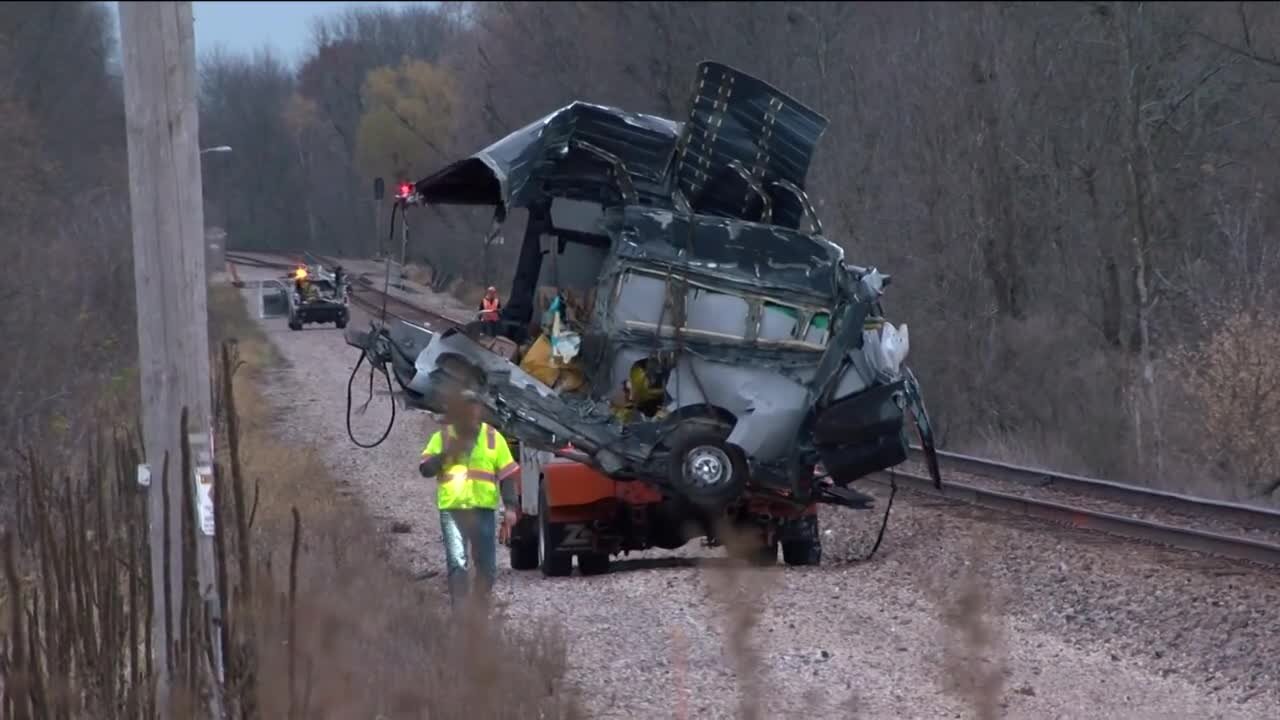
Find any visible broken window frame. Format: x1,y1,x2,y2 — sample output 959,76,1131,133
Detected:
608,266,831,351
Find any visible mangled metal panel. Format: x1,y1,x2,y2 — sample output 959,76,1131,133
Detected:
414,102,682,209
606,206,843,299
671,61,829,230
412,62,829,234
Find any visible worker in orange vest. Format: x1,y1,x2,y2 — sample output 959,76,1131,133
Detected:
479,286,501,336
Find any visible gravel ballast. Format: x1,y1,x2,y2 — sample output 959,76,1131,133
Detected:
239,282,1280,719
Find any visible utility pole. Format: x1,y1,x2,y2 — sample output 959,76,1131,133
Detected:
119,2,224,716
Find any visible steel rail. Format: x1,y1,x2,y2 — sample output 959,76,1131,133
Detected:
907,446,1280,531
873,467,1280,567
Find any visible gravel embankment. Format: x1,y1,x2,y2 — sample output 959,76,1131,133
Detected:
240,283,1280,720
896,459,1280,546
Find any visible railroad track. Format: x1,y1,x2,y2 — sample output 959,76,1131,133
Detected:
311,253,465,330
227,252,1280,567
881,448,1280,567
225,250,463,328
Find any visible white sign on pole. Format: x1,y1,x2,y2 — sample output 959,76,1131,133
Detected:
196,470,216,536
190,431,217,536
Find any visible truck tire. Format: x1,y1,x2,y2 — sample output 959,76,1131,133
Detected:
509,516,539,571
288,317,302,331
537,483,572,577
335,316,348,329
782,516,822,567
667,429,747,511
577,552,610,576
782,539,822,566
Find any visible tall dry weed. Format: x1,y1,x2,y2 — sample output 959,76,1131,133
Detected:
0,282,581,719
703,519,785,720
932,532,1008,720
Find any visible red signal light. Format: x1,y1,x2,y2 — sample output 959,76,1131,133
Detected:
397,182,412,198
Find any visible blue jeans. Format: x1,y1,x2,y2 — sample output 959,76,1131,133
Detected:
439,508,497,606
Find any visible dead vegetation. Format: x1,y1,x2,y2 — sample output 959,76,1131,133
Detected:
0,284,580,719
1166,306,1280,499
933,533,1009,720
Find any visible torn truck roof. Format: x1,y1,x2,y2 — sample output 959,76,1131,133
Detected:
607,206,844,299
413,61,829,232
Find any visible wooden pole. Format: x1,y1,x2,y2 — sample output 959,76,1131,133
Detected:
119,3,224,715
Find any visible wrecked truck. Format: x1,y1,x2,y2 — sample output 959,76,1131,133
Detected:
348,61,941,567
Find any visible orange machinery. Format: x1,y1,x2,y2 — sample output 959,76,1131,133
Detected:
503,444,821,577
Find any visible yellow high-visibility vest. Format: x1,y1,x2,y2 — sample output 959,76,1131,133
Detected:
420,423,518,510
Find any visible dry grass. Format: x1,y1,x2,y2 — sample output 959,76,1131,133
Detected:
930,532,1008,720
703,529,778,720
206,282,581,718
0,282,580,719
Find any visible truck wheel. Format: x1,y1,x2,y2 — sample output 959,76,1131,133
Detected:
335,316,348,329
537,484,572,577
667,430,747,511
288,318,302,331
577,552,610,576
782,516,822,567
509,516,539,571
782,539,822,566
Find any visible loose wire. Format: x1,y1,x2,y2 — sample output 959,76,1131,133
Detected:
345,201,403,449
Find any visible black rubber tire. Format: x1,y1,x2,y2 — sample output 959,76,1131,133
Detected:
538,482,572,577
577,552,611,576
335,317,348,329
782,516,823,567
509,516,539,571
666,427,748,511
288,319,302,331
782,539,822,566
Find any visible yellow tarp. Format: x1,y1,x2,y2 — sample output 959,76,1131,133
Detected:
519,334,586,393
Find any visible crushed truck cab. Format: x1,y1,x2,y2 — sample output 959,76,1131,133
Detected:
350,61,941,529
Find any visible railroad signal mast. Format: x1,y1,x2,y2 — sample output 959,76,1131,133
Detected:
393,179,421,289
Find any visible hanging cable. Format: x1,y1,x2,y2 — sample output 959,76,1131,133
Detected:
809,466,897,562
852,473,897,561
345,201,403,449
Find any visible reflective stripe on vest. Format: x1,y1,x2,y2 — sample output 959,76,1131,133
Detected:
432,424,501,510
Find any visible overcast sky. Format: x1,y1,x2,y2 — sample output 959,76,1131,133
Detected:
108,1,422,67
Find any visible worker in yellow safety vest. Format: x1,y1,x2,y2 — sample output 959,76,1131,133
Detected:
418,389,519,606
478,286,501,336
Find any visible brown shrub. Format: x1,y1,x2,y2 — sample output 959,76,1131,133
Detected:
1167,306,1280,499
